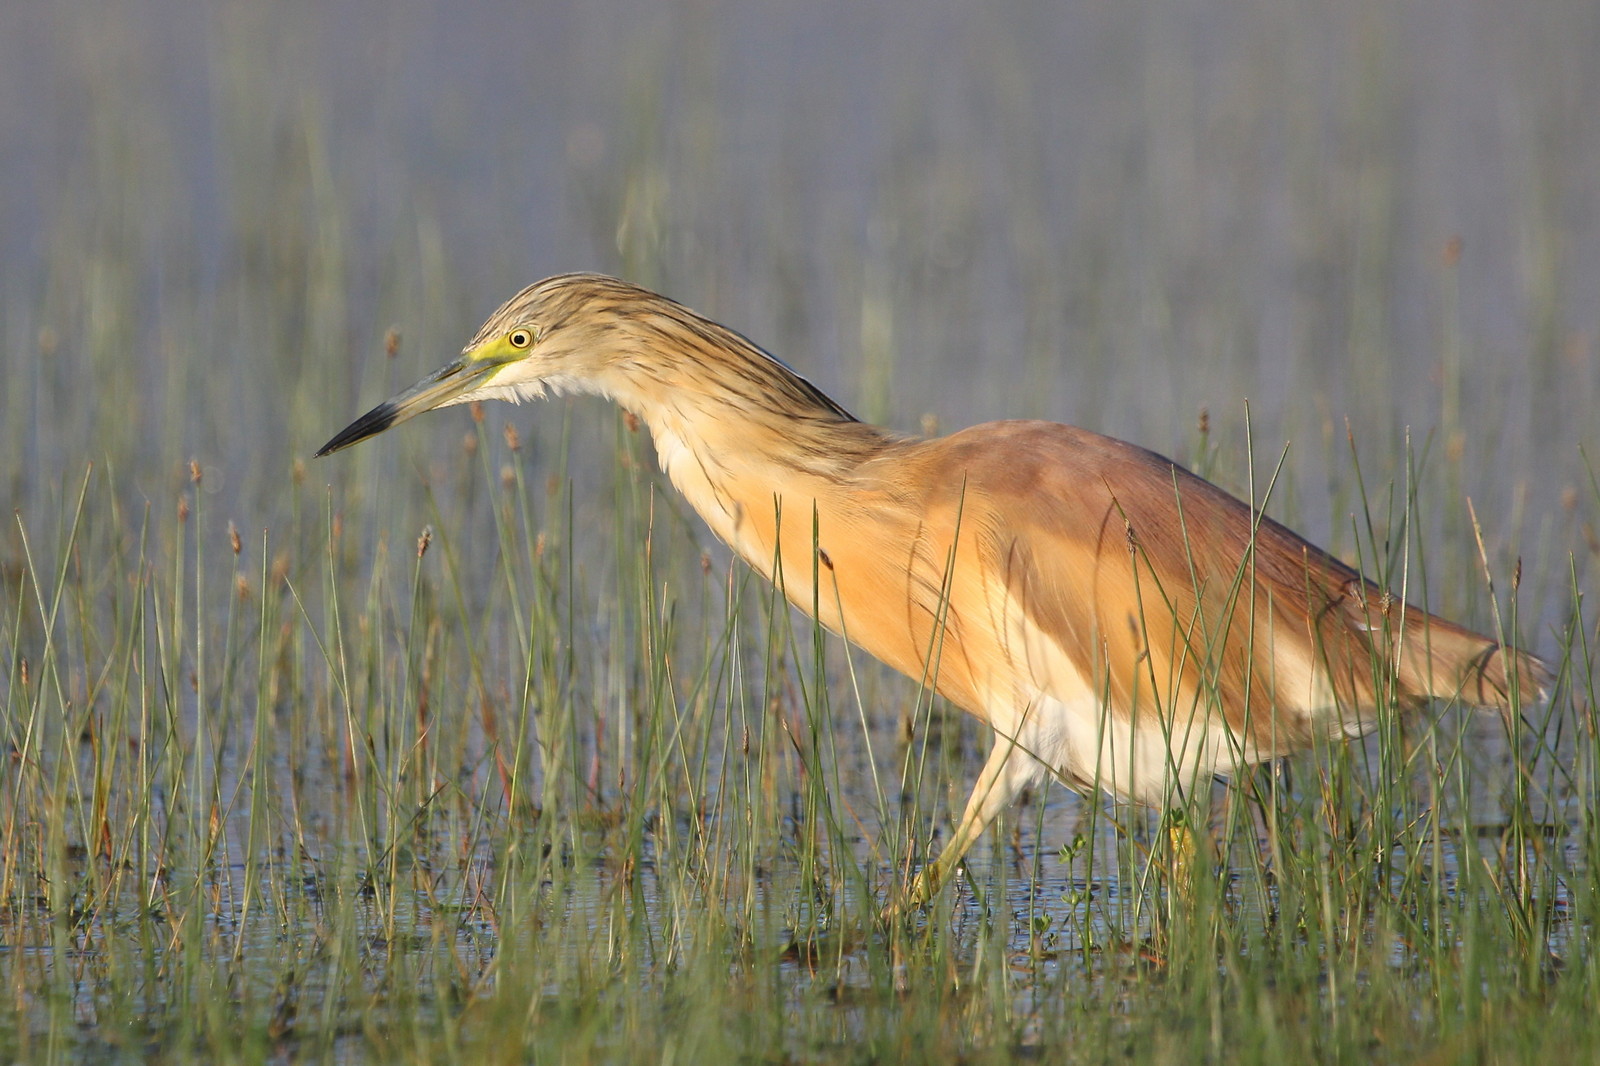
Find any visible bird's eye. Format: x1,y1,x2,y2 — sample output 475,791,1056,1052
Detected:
509,328,536,349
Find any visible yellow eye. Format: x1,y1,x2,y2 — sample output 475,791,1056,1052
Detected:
509,327,536,349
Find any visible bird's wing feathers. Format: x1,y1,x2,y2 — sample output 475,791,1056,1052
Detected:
899,422,1535,757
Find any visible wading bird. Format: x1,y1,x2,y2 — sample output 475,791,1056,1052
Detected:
319,274,1548,903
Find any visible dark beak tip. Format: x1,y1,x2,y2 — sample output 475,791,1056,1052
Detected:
315,402,400,458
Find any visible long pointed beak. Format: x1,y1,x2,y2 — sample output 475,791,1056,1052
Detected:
316,357,499,457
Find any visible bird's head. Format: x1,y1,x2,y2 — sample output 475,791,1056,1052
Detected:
315,273,646,457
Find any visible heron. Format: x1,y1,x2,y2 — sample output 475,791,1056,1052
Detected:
318,273,1549,903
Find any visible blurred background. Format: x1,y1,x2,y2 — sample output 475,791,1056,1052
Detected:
2,0,1595,632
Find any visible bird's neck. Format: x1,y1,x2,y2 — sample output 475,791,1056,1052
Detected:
597,326,897,576
617,361,894,493
597,315,894,483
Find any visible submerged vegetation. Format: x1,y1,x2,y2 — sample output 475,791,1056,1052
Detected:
3,0,1599,1061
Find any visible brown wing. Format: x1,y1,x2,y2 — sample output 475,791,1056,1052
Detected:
892,421,1546,755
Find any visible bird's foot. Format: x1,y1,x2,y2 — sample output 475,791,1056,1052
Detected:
877,861,950,925
907,862,944,906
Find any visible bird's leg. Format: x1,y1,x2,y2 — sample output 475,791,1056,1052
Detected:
904,729,1047,907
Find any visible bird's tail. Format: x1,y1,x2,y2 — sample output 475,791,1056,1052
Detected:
1331,584,1551,713
1395,611,1551,712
